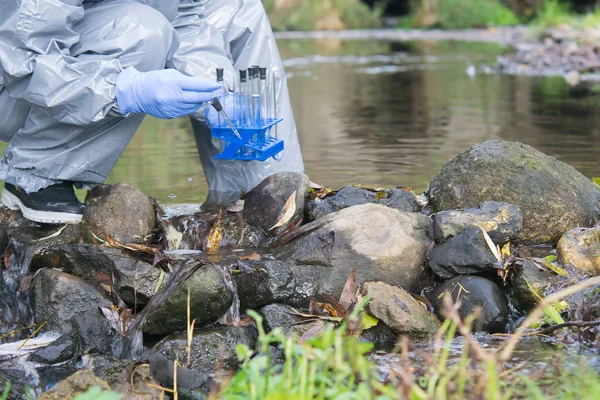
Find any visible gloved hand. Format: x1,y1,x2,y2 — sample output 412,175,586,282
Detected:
205,94,236,127
116,67,222,119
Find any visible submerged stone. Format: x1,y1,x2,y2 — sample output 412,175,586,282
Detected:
557,227,600,276
427,140,600,244
305,185,420,222
276,204,433,304
142,264,233,336
243,171,310,236
149,326,257,392
428,226,499,279
83,183,157,244
433,201,522,244
363,281,441,336
39,370,110,400
430,276,508,333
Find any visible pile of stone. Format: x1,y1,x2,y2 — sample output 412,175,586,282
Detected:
2,139,600,398
498,27,600,85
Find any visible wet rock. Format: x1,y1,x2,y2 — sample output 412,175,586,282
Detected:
261,303,329,337
31,244,160,309
511,259,562,310
83,183,157,244
430,276,508,333
234,260,296,310
363,282,440,336
433,201,522,244
39,370,111,400
31,269,113,336
428,227,499,279
142,264,233,336
427,140,600,244
277,204,433,304
557,227,600,276
170,211,266,250
305,185,420,222
28,334,75,364
359,323,399,352
243,172,310,236
149,326,257,392
0,206,38,254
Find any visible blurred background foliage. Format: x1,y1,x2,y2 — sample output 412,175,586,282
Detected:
262,0,600,30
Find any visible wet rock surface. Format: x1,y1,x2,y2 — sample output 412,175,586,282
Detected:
428,227,499,279
234,260,296,310
510,259,563,311
557,227,600,277
430,276,509,333
170,211,267,251
31,269,113,337
38,370,111,400
83,183,157,244
28,334,76,365
305,185,420,222
243,171,310,236
149,326,257,392
276,204,433,304
142,264,233,336
428,140,600,244
261,303,328,337
433,201,522,245
363,281,441,336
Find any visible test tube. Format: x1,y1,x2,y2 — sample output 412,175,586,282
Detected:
272,71,278,139
216,68,224,127
239,70,248,126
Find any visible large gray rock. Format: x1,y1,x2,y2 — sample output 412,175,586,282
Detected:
305,185,420,222
363,281,440,336
276,204,433,304
28,334,75,364
428,227,499,279
433,201,522,244
261,303,330,337
83,183,157,244
427,140,600,244
243,172,310,236
557,227,600,276
142,264,233,336
149,326,257,392
430,276,508,333
234,260,297,310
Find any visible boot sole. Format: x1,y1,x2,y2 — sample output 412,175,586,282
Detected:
1,190,83,224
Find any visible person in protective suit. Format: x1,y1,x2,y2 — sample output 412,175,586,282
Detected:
0,0,304,224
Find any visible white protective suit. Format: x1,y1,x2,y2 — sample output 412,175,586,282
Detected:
0,0,304,198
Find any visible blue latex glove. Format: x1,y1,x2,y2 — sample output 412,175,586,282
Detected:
204,94,236,127
116,67,222,119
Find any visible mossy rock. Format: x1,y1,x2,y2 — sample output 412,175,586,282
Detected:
428,140,600,244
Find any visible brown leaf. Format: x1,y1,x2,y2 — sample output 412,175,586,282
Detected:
270,191,297,231
299,320,328,343
308,297,323,316
240,252,261,261
206,208,224,253
339,269,358,308
107,234,115,246
318,294,348,318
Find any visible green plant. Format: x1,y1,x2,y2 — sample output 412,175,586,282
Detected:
1,382,10,400
72,386,121,400
533,0,574,28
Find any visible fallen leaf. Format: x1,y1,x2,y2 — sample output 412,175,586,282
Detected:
479,226,502,262
240,252,261,261
360,312,379,332
501,242,511,260
227,199,245,213
206,208,224,253
270,191,297,231
374,191,387,200
299,320,328,343
339,268,357,308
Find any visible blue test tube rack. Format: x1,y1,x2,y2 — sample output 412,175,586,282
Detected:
211,118,284,161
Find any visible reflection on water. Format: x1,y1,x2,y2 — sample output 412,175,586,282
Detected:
5,39,599,203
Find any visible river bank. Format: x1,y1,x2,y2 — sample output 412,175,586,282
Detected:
1,139,600,399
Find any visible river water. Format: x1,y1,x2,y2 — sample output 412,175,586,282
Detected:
103,35,600,203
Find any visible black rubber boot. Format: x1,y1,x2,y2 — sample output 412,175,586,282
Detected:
1,182,84,224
